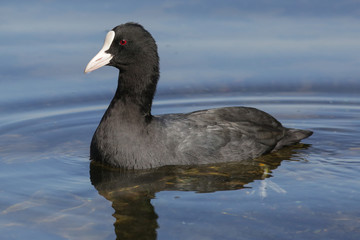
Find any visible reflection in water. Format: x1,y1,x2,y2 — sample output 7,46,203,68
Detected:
90,144,310,240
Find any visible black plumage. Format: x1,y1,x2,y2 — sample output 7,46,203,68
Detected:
85,23,312,169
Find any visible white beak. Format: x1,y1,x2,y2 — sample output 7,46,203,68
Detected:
84,30,115,73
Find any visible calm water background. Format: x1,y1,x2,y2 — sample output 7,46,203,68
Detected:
1,1,360,239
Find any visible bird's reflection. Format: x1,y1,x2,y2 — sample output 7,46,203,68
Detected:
90,144,310,240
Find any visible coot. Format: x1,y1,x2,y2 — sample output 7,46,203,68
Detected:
85,22,312,169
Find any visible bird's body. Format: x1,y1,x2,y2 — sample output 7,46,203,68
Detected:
85,23,312,169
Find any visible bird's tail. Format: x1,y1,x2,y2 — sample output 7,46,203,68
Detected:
273,128,313,151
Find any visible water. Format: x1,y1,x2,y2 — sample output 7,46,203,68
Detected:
0,91,359,240
1,1,360,239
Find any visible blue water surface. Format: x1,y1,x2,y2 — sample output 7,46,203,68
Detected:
1,1,360,240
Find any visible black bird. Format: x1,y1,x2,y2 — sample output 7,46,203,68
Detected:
85,22,312,169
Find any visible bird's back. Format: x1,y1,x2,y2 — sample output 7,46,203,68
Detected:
157,106,311,165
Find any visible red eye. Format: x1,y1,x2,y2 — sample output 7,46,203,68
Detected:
119,40,127,45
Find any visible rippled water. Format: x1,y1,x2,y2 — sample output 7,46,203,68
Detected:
0,91,359,240
2,1,360,239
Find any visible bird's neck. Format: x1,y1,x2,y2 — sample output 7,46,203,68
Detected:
113,64,159,122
